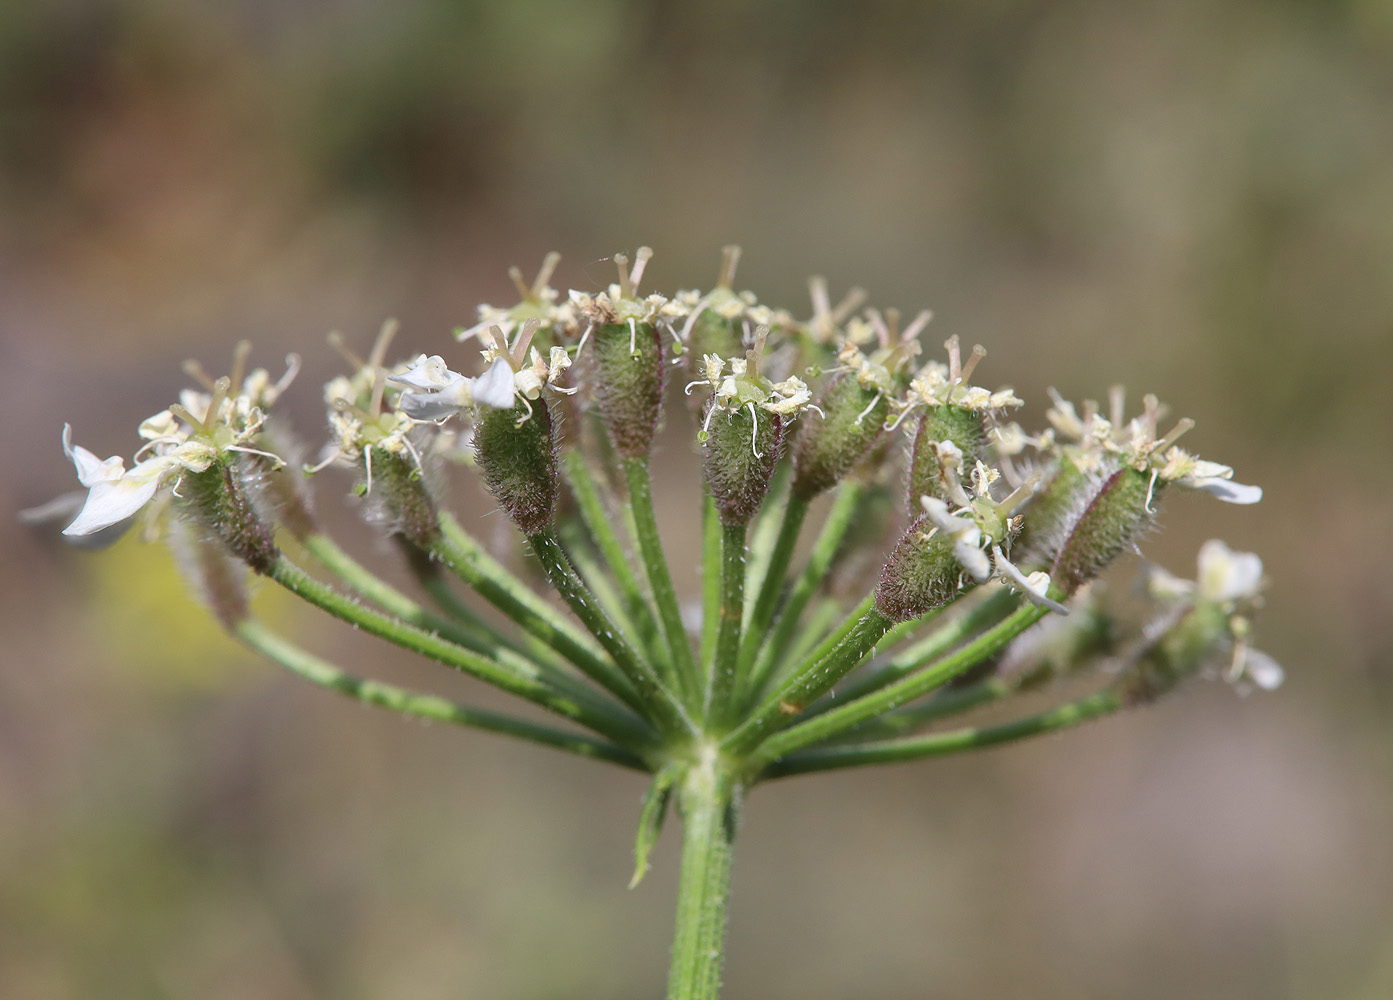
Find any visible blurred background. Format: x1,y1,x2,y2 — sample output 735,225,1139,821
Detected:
3,0,1391,997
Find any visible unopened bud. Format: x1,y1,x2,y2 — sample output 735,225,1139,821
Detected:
1049,466,1156,595
179,460,279,574
474,396,558,535
875,516,969,622
166,517,250,629
592,321,664,459
792,374,889,500
907,405,988,512
703,400,782,526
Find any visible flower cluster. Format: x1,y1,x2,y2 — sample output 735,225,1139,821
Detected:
35,246,1279,1000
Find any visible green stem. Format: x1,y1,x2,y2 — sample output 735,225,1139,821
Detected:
734,493,810,674
759,591,876,698
760,689,1123,777
824,677,1012,743
433,513,639,706
624,458,702,704
234,619,649,771
740,482,863,706
266,557,658,751
748,602,1049,767
667,754,738,1000
723,607,895,757
562,449,666,665
699,496,722,675
528,531,696,739
299,532,496,656
806,587,1018,714
706,521,746,727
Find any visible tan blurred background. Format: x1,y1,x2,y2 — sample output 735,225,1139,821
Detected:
3,1,1392,997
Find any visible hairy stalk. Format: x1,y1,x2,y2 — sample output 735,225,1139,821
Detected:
700,496,722,673
529,531,696,739
724,608,896,757
706,521,746,727
624,457,703,706
740,481,864,707
735,492,810,674
760,688,1123,777
748,602,1050,767
562,449,667,668
433,512,641,708
823,677,1012,743
667,753,738,1000
266,556,659,750
235,619,647,770
806,587,1019,713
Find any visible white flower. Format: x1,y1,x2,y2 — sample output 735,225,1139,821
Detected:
920,495,991,580
1196,539,1265,604
60,424,174,536
473,356,517,409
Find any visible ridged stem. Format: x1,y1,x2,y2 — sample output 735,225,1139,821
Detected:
666,752,738,1000
234,619,647,771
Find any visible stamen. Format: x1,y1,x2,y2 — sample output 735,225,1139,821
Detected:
575,322,593,358
226,445,287,468
1109,385,1126,429
747,323,770,375
304,450,340,475
901,309,933,343
363,446,374,495
959,344,987,384
513,395,534,428
368,370,388,417
533,251,561,297
1153,417,1195,453
997,472,1042,516
747,402,762,458
628,317,638,355
182,360,217,392
853,390,883,426
229,340,252,392
369,319,400,370
944,335,962,382
677,298,708,345
326,330,365,370
615,253,632,300
204,376,231,433
830,287,867,326
628,246,653,294
511,318,541,369
273,354,302,397
717,245,741,289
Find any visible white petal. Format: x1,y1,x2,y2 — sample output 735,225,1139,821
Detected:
63,476,161,536
994,547,1070,615
1242,649,1284,691
1197,539,1264,602
955,539,992,581
474,358,516,410
62,424,123,487
389,355,462,391
1183,477,1263,504
919,495,958,533
400,377,474,420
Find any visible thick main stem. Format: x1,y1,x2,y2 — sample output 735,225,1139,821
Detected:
667,753,738,1000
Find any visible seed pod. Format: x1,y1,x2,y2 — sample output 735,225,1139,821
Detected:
907,405,988,512
591,321,664,459
792,374,889,500
874,516,967,623
703,400,782,526
474,397,558,535
1049,465,1156,595
179,460,279,574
